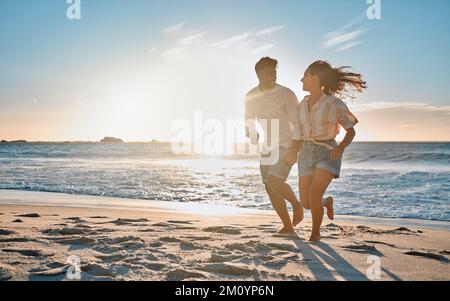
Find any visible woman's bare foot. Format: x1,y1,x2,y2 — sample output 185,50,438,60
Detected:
278,226,296,235
308,234,322,242
324,197,334,220
293,202,304,227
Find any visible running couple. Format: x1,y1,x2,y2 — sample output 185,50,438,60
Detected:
245,57,366,242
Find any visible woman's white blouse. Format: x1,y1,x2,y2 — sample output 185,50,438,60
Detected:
293,94,359,141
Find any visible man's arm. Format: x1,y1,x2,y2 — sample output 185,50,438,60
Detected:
284,91,304,164
244,96,259,144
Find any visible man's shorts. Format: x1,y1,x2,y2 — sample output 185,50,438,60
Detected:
260,147,294,184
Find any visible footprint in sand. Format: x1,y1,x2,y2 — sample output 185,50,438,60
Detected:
140,261,166,271
55,236,96,245
159,236,183,243
0,265,14,281
325,223,342,230
0,237,42,243
341,243,383,256
152,222,173,228
210,251,245,263
64,217,88,223
182,236,211,242
30,266,69,276
364,240,398,248
105,236,145,245
199,263,255,277
167,220,194,225
2,248,55,257
96,251,129,263
0,229,16,236
266,243,298,253
404,251,449,262
203,226,241,235
180,241,205,251
139,229,156,233
261,257,290,268
148,241,163,248
16,213,41,218
241,235,261,239
166,268,207,281
82,263,115,277
42,227,90,236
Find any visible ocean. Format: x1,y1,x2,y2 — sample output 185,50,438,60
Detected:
0,142,449,222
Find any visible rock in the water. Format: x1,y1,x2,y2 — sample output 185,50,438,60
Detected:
100,137,123,143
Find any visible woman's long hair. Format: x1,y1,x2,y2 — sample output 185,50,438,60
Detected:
306,60,367,99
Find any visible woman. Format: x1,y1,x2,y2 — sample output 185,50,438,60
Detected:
286,60,367,242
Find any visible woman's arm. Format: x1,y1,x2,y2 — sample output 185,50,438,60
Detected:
330,127,356,160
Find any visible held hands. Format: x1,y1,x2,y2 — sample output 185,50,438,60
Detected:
329,146,344,160
284,149,298,166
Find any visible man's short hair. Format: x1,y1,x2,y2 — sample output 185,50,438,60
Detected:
255,57,278,73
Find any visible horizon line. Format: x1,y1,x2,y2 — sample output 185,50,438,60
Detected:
1,139,449,144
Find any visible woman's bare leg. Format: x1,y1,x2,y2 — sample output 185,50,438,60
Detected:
299,176,313,210
300,177,334,220
309,169,335,242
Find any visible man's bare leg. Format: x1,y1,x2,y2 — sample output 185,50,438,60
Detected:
265,184,295,234
267,176,303,226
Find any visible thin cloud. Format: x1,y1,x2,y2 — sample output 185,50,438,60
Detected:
163,22,185,33
148,47,158,54
252,44,275,53
160,24,284,60
322,16,369,52
255,25,285,36
336,40,364,52
161,46,189,60
215,32,252,48
215,25,285,48
179,32,207,45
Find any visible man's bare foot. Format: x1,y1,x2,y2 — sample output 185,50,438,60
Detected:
324,197,334,220
278,227,296,235
293,202,304,227
308,234,322,242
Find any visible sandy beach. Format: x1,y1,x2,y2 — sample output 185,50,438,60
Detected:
0,190,449,281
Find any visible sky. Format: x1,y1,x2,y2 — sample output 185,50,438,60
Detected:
1,0,449,142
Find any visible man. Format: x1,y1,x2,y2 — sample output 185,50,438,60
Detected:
245,57,303,234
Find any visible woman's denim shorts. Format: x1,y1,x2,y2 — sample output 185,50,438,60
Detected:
298,140,342,179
